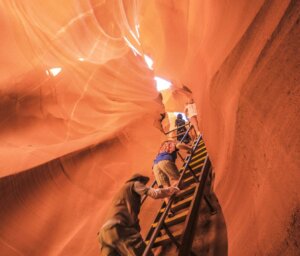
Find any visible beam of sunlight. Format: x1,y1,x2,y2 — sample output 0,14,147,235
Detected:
47,67,62,77
154,76,171,91
124,36,141,56
144,55,153,70
135,24,140,38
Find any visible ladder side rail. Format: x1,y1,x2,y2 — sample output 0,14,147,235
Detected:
162,222,181,249
142,194,176,256
178,156,212,256
177,135,202,186
179,125,194,144
182,133,201,161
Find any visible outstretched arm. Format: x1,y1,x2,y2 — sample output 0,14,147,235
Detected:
176,142,192,151
133,181,179,199
147,186,179,199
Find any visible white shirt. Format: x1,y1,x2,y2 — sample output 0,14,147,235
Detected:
185,103,198,118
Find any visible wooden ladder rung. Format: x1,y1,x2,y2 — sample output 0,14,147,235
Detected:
175,184,197,199
191,149,207,161
152,209,189,228
189,155,207,167
160,194,194,214
146,230,182,247
181,173,201,187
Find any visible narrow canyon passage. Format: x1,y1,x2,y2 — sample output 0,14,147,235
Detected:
0,1,299,255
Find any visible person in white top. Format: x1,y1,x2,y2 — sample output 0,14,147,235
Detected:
184,98,201,136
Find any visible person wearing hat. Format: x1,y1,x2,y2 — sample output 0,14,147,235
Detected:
98,173,179,256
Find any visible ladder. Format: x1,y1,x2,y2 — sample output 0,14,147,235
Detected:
142,134,213,256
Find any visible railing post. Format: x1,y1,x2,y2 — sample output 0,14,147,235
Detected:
185,161,199,183
179,125,193,144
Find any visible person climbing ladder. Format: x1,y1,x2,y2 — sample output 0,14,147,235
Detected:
152,140,192,216
97,173,179,256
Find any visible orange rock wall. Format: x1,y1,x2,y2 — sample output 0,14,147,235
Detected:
0,1,299,255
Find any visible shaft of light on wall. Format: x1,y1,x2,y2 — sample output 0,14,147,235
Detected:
46,67,62,77
154,76,171,91
144,55,153,70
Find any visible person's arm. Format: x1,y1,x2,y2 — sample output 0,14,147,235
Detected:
176,142,192,151
147,186,179,199
134,181,179,199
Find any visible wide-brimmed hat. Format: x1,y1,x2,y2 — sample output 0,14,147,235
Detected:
126,173,150,184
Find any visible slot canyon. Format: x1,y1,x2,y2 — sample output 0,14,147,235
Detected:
0,1,299,255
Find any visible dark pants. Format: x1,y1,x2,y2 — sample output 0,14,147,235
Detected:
98,225,153,256
177,128,191,144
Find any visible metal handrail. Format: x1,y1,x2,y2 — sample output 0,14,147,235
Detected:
164,122,191,135
142,135,202,256
179,125,193,144
168,122,195,140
